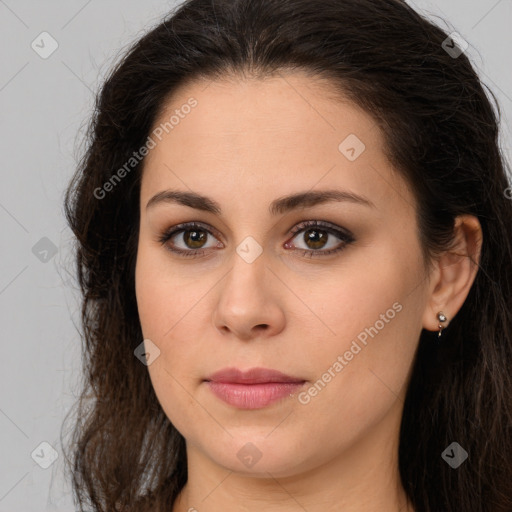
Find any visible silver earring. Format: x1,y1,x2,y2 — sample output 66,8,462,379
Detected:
437,311,447,338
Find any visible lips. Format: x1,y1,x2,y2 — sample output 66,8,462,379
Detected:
205,366,305,384
204,367,306,409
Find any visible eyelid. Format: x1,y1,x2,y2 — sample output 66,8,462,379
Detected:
161,219,352,238
160,221,223,242
287,219,353,239
158,219,354,257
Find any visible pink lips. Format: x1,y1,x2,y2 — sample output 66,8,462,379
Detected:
204,367,306,409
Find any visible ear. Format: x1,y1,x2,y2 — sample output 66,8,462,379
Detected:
422,214,483,333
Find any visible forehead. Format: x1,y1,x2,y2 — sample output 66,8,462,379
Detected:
147,72,378,155
140,72,415,219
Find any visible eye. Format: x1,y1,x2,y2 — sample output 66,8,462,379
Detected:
157,220,354,258
157,222,223,257
285,220,354,258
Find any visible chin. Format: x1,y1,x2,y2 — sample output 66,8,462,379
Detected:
198,433,315,478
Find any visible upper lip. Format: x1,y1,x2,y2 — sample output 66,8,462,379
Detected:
205,367,305,384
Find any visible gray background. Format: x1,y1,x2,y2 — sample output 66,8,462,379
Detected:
0,0,511,510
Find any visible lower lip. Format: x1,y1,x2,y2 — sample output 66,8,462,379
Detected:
205,381,305,409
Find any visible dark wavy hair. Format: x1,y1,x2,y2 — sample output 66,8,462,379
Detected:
62,0,512,510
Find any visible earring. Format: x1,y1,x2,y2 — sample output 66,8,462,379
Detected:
437,311,447,338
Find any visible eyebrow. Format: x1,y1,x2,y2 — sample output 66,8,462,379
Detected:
146,188,376,215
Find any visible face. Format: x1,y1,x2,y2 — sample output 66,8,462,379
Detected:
135,71,431,478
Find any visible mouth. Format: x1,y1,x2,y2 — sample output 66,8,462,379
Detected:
204,367,306,409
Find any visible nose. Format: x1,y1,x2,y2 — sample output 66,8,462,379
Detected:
211,249,286,341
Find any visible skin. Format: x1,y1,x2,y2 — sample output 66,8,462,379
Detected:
134,71,482,512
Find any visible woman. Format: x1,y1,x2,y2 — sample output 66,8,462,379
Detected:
62,0,512,511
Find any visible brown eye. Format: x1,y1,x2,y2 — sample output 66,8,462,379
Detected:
301,228,329,250
182,228,208,249
157,222,223,257
158,220,354,259
287,220,354,257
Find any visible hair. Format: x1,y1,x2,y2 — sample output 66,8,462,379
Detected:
62,0,512,510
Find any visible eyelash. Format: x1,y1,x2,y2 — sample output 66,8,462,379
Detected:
156,220,355,259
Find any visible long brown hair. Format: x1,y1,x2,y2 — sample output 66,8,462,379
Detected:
62,0,512,510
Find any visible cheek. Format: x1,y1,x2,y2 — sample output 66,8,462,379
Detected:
135,250,209,435
302,249,423,406
310,254,406,347
135,242,196,339
135,244,212,380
